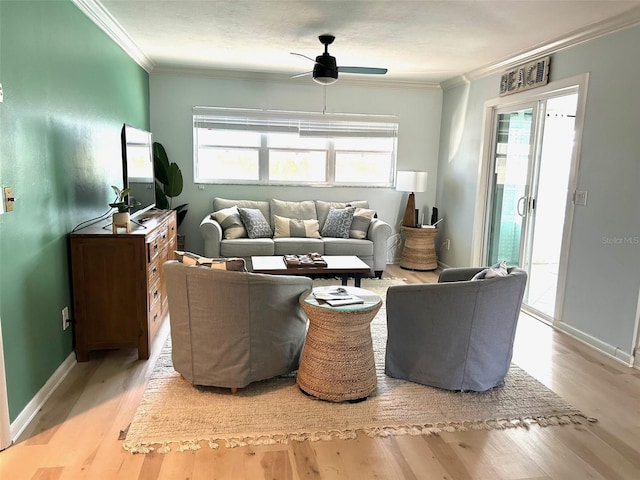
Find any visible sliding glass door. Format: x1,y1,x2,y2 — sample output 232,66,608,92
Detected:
485,91,579,321
486,104,537,267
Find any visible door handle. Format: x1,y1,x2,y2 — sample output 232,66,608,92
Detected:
517,196,527,217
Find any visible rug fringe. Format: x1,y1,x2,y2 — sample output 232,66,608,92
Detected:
122,413,595,454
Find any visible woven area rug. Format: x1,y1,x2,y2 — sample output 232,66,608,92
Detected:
123,278,589,454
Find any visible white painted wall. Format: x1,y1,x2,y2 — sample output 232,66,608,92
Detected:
149,72,442,258
437,25,640,357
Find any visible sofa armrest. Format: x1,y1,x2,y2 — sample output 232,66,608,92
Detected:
199,215,223,257
367,218,392,272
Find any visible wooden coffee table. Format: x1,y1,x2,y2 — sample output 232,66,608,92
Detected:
251,255,372,287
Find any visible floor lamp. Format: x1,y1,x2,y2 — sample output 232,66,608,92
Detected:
396,171,428,227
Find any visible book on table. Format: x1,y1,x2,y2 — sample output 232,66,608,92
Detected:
322,297,364,307
314,288,364,306
283,254,327,267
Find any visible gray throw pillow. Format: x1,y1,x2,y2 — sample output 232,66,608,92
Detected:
472,260,508,280
321,206,355,238
238,207,273,239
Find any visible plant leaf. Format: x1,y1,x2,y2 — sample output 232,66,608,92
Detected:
163,163,184,198
155,182,169,209
153,142,170,185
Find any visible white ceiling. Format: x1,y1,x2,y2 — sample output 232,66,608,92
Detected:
96,0,640,85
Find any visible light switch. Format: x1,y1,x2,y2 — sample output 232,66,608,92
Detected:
574,190,587,206
4,187,14,212
0,83,3,103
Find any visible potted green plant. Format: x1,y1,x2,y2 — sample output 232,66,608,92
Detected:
109,185,133,232
153,142,188,246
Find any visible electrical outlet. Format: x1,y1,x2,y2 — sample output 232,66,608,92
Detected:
62,306,70,330
444,239,451,251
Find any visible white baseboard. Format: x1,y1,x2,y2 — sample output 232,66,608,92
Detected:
555,321,635,367
10,352,76,443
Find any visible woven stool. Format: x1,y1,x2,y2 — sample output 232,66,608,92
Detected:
297,288,382,402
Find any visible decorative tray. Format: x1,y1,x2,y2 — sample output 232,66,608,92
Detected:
283,253,328,267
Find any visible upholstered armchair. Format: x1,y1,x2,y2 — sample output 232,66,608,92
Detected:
385,266,527,392
164,261,312,391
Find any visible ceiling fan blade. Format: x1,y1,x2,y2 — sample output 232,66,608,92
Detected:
338,66,388,75
290,71,313,79
290,52,318,64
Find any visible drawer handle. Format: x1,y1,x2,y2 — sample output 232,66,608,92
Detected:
153,313,158,323
153,290,159,299
152,266,158,275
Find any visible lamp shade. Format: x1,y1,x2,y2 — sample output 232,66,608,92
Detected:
396,171,428,193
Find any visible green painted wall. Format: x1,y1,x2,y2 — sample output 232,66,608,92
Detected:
0,0,149,421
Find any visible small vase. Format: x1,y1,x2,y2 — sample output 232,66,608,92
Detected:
112,212,131,233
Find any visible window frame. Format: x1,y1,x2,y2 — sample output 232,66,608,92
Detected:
193,107,398,187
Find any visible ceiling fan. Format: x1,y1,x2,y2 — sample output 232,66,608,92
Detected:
291,34,388,85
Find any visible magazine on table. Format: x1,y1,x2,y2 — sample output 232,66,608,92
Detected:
314,288,364,306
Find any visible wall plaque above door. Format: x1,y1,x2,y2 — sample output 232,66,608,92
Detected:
499,56,550,96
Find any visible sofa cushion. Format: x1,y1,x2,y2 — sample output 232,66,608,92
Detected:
321,206,356,238
211,205,247,239
274,237,325,255
213,197,270,226
221,238,275,257
174,251,247,271
322,237,374,257
270,199,317,229
238,207,274,239
315,200,369,230
273,214,321,239
350,207,376,239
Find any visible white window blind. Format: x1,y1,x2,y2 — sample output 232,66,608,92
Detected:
193,107,398,186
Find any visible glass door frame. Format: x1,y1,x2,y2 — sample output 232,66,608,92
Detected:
471,73,589,324
484,101,540,272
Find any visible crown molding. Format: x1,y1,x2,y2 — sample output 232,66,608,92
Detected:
151,66,442,90
71,0,155,73
441,6,640,91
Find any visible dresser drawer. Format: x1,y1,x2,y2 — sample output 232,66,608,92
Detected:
148,302,163,340
147,234,162,262
148,257,162,284
148,278,162,311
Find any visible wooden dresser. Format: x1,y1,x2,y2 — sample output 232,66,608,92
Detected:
70,209,177,361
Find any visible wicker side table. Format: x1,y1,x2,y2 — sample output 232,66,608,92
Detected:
400,226,439,271
297,287,382,402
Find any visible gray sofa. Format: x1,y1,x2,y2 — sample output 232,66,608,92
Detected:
200,197,392,277
164,260,312,389
384,266,528,392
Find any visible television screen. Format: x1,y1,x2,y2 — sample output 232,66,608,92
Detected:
121,124,156,218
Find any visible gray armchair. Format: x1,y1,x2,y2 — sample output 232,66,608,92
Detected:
164,261,312,390
385,267,527,391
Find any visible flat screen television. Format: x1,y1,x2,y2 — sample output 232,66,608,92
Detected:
121,123,156,218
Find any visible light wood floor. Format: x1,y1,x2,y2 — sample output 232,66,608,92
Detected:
2,264,639,479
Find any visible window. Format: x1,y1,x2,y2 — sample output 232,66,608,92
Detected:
193,107,398,186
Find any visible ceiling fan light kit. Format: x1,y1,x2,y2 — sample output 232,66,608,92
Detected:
292,34,387,85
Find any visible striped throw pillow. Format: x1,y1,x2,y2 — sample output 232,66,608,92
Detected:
273,215,321,238
211,205,247,239
349,208,376,239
